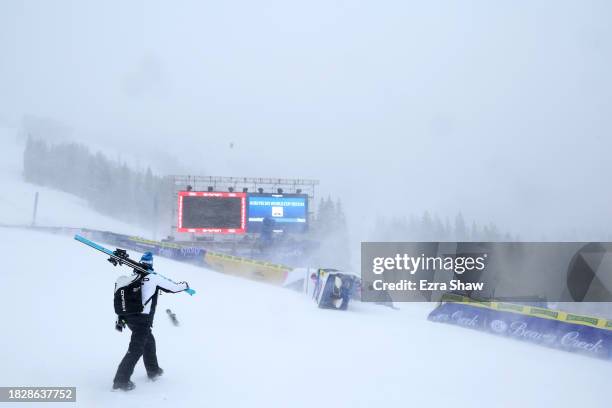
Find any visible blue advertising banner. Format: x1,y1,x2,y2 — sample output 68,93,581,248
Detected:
247,193,308,233
82,231,207,265
428,299,612,360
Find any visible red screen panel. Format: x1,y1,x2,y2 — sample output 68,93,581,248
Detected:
177,191,246,234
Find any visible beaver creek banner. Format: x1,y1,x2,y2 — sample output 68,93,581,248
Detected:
363,242,612,360
429,294,612,360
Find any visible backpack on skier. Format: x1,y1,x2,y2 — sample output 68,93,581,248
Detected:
114,274,145,315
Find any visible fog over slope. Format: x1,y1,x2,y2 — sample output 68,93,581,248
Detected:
0,134,611,407
0,127,146,235
1,3,612,407
1,1,611,240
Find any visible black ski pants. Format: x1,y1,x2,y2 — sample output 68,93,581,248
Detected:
113,314,159,383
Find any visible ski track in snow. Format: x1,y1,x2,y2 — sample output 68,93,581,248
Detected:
0,130,611,407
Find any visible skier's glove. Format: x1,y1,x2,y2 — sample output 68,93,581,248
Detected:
115,318,126,332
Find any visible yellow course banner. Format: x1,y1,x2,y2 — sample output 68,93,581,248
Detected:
441,293,612,331
124,234,291,285
203,252,291,285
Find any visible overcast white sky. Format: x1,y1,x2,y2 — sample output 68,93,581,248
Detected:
1,0,611,239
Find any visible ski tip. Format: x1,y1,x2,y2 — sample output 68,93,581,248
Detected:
185,288,196,296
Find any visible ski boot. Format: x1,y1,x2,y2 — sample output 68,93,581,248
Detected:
112,380,135,391
148,367,164,381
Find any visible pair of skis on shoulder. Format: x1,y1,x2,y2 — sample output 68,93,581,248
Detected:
74,234,196,296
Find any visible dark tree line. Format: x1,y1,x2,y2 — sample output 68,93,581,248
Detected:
370,211,517,242
304,197,516,270
21,136,515,254
23,136,174,232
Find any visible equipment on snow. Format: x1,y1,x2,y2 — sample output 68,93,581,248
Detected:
166,309,179,326
312,268,357,310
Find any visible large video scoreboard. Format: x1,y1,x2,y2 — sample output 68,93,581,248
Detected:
177,191,308,234
177,191,246,233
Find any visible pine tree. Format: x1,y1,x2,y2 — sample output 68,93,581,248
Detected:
21,138,175,231
421,211,433,241
471,221,479,241
23,135,35,182
454,212,467,241
444,217,452,241
433,214,445,241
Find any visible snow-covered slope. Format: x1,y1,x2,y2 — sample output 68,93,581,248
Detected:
0,129,610,407
0,228,610,408
0,128,146,236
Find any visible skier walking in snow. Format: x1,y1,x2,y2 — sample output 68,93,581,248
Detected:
112,251,190,391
